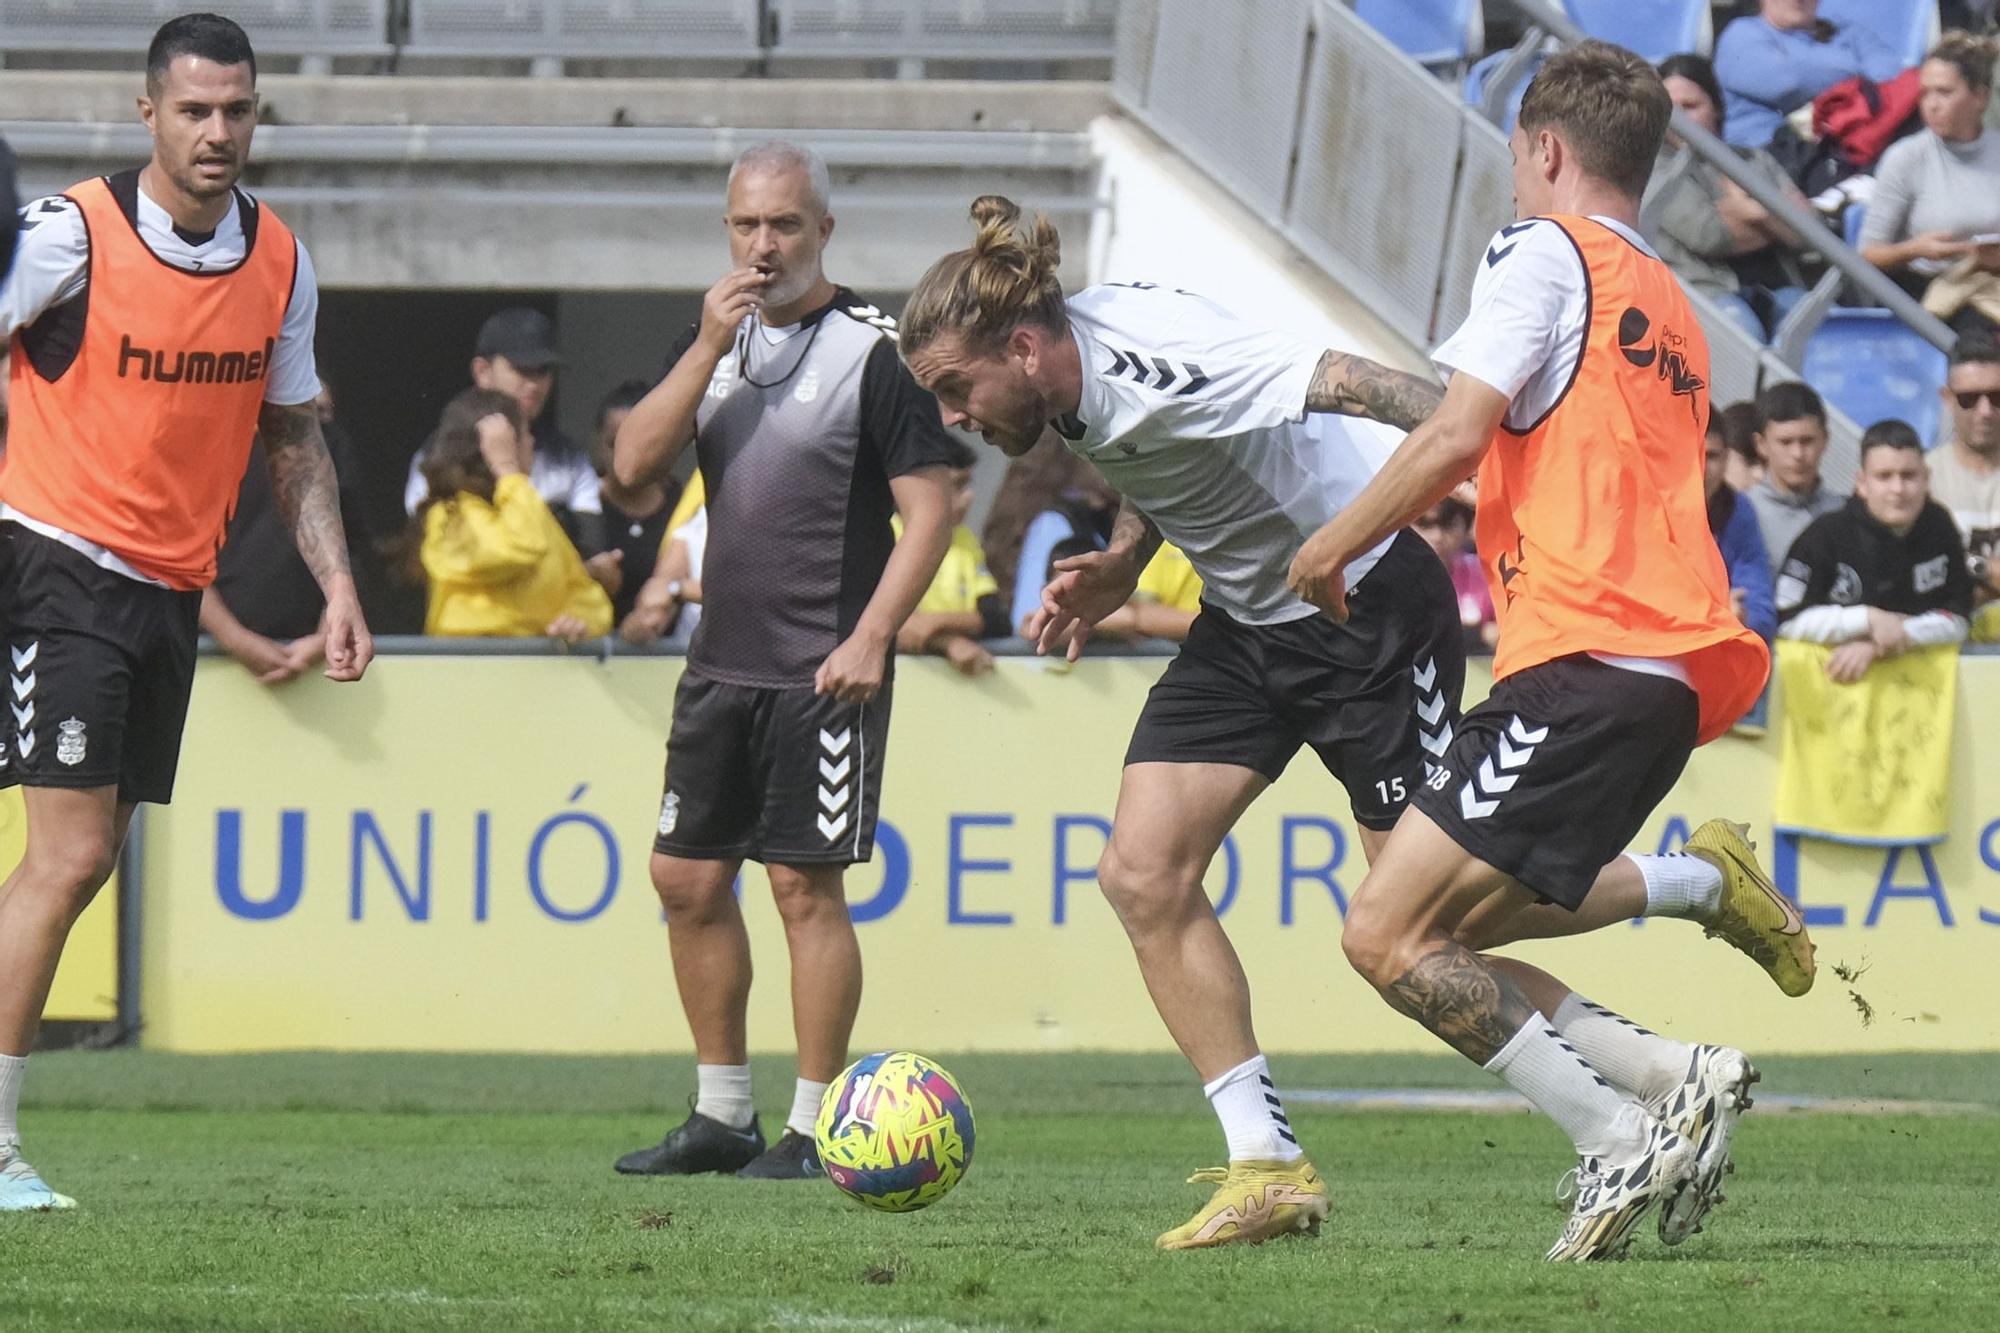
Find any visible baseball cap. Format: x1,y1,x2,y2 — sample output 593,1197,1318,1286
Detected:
474,307,560,371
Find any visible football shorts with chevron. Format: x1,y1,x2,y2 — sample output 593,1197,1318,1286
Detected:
1124,530,1464,831
655,672,892,866
0,522,202,805
1412,655,1699,910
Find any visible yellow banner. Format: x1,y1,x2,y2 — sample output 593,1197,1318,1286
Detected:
141,654,2000,1055
1,789,119,1023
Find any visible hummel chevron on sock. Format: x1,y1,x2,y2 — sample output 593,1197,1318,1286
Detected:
1552,992,1693,1105
1203,1054,1304,1162
1484,1015,1648,1160
694,1063,754,1130
1627,852,1723,920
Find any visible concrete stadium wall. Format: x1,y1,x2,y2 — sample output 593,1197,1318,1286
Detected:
134,653,2000,1056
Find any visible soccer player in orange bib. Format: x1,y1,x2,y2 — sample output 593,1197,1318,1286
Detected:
0,14,372,1210
1288,43,1810,1261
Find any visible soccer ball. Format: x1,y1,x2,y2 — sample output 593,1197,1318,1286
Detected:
815,1051,974,1212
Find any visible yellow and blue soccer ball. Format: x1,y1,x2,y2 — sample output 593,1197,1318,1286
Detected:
815,1051,974,1212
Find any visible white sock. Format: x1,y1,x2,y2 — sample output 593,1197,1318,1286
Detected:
1627,852,1722,920
786,1078,829,1138
1484,1016,1648,1160
1203,1054,1304,1162
1551,993,1692,1105
694,1063,754,1130
0,1054,23,1146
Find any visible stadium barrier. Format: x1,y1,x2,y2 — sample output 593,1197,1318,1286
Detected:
129,647,2000,1056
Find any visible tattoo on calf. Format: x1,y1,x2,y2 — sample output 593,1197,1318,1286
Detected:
1305,350,1445,433
1383,941,1537,1065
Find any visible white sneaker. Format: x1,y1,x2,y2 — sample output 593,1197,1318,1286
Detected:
1654,1045,1758,1246
0,1141,76,1212
1545,1116,1694,1262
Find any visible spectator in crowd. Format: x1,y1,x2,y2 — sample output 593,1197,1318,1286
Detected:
1745,381,1845,574
894,441,1010,677
204,379,375,683
1858,33,2000,336
402,306,605,553
978,435,1107,625
589,379,683,626
1092,543,1205,646
621,505,708,648
416,387,611,643
1647,54,1813,340
1714,0,1905,152
1775,419,1972,682
1412,495,1496,651
1706,415,1778,645
1719,398,1766,492
1927,332,2000,633
1009,468,1122,639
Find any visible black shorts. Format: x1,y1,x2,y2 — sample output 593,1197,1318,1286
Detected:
1413,654,1699,910
0,522,201,805
1125,529,1465,830
654,670,892,866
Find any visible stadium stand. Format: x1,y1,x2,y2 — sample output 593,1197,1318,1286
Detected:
1561,0,1711,64
0,0,393,67
1818,0,1943,72
1353,0,1482,74
1803,308,1953,444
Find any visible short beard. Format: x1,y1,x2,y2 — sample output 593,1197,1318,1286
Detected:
173,164,241,202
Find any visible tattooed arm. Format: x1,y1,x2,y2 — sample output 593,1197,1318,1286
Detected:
257,399,375,683
1304,350,1445,433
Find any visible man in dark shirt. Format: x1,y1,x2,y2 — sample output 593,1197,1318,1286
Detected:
588,379,680,627
609,142,957,1181
1776,418,1974,683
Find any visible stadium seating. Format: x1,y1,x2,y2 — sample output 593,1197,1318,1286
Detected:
1354,0,1481,72
1802,309,1951,444
1461,44,1546,132
0,0,391,58
401,0,763,61
1818,0,1941,72
772,0,1117,60
1562,0,1711,64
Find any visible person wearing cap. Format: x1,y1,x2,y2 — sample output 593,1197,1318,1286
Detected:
402,306,605,560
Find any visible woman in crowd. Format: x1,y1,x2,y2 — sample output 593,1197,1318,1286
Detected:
1646,53,1814,341
1859,32,2000,337
416,387,612,643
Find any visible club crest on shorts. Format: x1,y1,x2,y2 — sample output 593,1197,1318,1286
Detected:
56,717,87,767
658,792,680,837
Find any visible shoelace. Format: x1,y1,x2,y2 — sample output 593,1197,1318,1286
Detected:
1553,1166,1580,1210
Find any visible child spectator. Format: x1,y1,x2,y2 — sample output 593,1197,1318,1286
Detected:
417,388,611,643
1745,381,1845,576
894,442,1010,676
1413,495,1496,651
589,379,683,626
1706,417,1778,644
1095,542,1205,646
1719,399,1766,492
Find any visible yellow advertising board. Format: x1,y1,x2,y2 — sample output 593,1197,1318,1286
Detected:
0,789,120,1023
140,653,2000,1055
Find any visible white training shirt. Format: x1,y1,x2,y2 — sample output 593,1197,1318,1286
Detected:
1054,284,1402,626
1431,214,1691,687
0,180,321,585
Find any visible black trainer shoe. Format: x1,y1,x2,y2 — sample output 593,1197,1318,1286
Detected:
736,1130,822,1180
615,1108,765,1176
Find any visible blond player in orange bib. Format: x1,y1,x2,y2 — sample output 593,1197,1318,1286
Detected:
1288,43,1812,1262
0,14,371,1210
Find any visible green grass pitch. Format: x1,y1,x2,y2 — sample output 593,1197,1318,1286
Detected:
6,1051,1998,1331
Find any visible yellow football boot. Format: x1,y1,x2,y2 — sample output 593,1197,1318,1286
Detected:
1155,1158,1330,1251
1685,819,1816,997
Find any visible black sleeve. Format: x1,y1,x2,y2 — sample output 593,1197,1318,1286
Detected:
658,322,703,380
1927,505,1975,617
858,337,966,478
1775,514,1838,618
976,591,1012,641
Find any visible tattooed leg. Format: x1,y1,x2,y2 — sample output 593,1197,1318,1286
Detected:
1379,939,1541,1065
